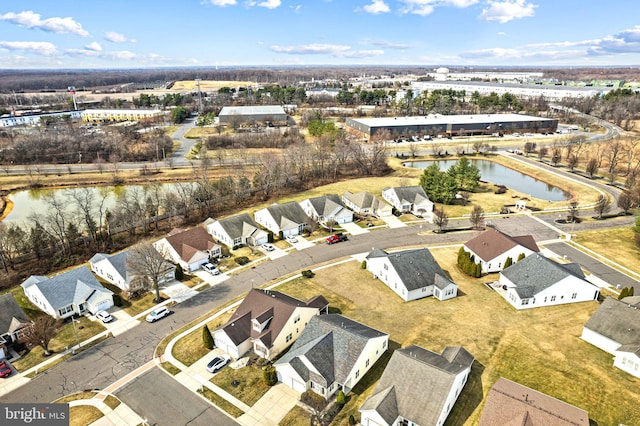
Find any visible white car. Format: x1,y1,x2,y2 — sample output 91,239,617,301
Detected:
96,310,113,323
206,354,231,373
285,235,298,244
202,262,220,275
145,306,171,323
261,243,275,252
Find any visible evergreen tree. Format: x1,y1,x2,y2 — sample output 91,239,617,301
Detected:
175,264,184,280
336,390,346,406
504,257,513,269
630,287,635,296
202,325,214,350
517,253,526,262
619,287,629,300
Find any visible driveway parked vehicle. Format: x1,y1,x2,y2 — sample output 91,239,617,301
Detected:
206,354,231,373
0,361,12,378
261,243,275,252
145,306,171,323
326,233,348,244
96,310,113,323
285,235,298,244
202,263,220,275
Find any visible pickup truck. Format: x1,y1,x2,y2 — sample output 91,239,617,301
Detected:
326,234,348,244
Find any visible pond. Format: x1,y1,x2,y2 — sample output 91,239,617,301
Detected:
405,159,570,201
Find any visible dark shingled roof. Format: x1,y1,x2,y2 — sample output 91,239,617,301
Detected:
465,228,539,262
263,202,310,229
360,345,474,425
342,191,390,212
216,213,263,240
275,314,388,386
366,248,456,291
501,253,592,299
0,293,30,336
306,194,347,217
218,289,328,349
478,378,589,426
584,296,640,346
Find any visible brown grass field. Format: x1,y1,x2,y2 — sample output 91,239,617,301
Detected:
573,227,640,276
273,247,640,425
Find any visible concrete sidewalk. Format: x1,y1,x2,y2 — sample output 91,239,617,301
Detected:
69,395,144,426
238,383,300,426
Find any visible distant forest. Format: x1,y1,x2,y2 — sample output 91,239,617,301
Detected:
1,66,639,92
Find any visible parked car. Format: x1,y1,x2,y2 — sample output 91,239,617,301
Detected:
326,234,348,244
285,235,298,244
0,361,11,378
202,263,220,275
261,243,276,252
96,310,113,323
206,354,231,373
145,306,171,323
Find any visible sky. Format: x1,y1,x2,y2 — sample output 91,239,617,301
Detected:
0,0,639,69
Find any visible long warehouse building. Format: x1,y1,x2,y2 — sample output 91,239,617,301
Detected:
346,113,558,138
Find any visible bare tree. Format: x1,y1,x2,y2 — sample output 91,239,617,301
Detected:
586,158,599,178
469,205,485,230
567,154,579,171
25,315,62,356
618,191,634,215
567,201,579,223
126,243,174,303
593,194,611,219
433,207,449,233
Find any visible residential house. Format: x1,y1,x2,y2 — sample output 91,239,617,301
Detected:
213,289,329,360
463,228,539,273
0,294,32,359
342,191,392,217
21,267,114,319
366,248,458,302
275,314,389,398
153,226,221,272
360,345,474,426
478,378,589,425
381,186,433,217
299,194,353,225
205,214,269,249
254,202,309,238
499,253,600,310
582,296,640,378
89,250,176,293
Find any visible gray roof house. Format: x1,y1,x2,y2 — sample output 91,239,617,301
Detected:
21,267,114,319
381,186,434,218
275,314,389,398
499,253,600,310
89,250,175,293
205,214,269,248
582,296,640,378
360,345,474,426
0,293,32,357
299,194,353,225
254,202,310,237
342,191,392,217
366,248,458,302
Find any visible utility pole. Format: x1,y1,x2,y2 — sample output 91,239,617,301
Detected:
196,78,203,115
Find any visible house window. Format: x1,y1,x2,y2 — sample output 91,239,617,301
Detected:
294,315,300,324
521,299,529,305
58,305,73,316
551,296,556,302
422,288,427,292
383,264,388,271
572,293,577,299
286,333,293,343
366,359,370,367
355,370,360,379
383,340,387,348
544,296,547,302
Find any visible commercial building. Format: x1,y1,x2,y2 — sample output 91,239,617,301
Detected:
345,113,557,138
218,105,287,126
81,109,164,123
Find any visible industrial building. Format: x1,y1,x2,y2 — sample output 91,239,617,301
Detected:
345,113,558,138
81,109,164,123
218,105,288,126
0,110,82,127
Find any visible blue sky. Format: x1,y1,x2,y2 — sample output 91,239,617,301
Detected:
0,0,639,69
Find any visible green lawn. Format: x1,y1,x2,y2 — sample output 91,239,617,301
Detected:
274,248,639,426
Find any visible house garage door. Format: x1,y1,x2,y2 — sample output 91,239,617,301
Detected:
290,377,306,393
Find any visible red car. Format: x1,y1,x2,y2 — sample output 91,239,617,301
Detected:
0,361,12,378
326,234,348,244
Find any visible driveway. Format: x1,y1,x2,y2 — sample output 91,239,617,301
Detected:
381,215,406,228
160,280,199,303
115,367,237,426
89,307,139,337
341,221,370,235
238,383,299,426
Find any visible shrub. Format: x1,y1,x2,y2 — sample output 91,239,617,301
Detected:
361,260,367,269
301,390,328,413
336,390,346,406
619,287,629,300
517,253,526,261
263,365,278,386
503,257,513,269
112,293,123,307
202,325,214,350
302,270,315,278
235,256,250,265
174,264,184,280
349,414,356,426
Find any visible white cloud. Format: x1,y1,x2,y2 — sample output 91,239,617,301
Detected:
290,5,302,13
480,0,536,24
104,32,135,43
369,40,411,49
398,0,478,16
270,43,383,58
206,0,237,6
362,0,390,14
85,41,102,51
255,0,281,8
66,48,137,60
0,40,58,56
0,10,89,37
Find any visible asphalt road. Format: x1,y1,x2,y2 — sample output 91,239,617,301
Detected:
114,367,237,426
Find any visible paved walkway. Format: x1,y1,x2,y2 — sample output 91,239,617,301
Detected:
238,383,300,426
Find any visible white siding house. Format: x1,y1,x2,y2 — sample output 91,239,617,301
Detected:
205,214,269,249
366,248,457,302
342,191,392,217
360,345,474,426
499,254,600,310
254,202,309,237
381,186,433,217
582,296,640,378
89,251,175,293
275,314,389,398
21,267,113,319
463,228,539,274
299,194,353,225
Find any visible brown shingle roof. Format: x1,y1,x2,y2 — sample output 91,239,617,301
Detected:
478,378,589,426
465,228,539,262
165,226,218,262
